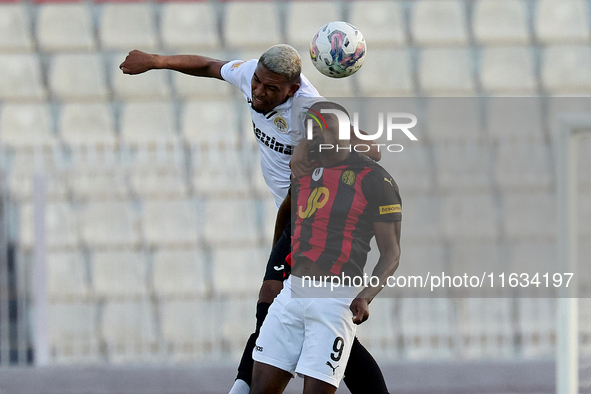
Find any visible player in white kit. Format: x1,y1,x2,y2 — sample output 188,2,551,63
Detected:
120,45,390,394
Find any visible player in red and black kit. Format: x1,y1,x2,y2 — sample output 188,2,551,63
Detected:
250,101,402,394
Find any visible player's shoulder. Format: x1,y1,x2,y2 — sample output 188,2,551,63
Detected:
355,154,399,190
222,59,258,79
296,73,321,98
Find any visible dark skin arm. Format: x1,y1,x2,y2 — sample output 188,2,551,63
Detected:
350,221,401,324
290,127,382,179
272,193,291,247
119,49,228,80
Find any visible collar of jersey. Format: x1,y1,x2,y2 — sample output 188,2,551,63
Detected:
263,96,292,117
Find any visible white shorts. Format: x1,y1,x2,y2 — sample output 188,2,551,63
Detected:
253,276,357,388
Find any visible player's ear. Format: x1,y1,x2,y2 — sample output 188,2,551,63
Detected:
287,81,300,97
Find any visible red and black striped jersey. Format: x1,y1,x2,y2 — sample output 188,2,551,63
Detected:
291,153,402,277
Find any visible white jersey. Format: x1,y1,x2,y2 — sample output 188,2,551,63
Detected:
220,59,321,207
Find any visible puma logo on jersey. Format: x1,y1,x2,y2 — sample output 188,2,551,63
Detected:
326,361,339,375
384,177,393,187
298,187,330,219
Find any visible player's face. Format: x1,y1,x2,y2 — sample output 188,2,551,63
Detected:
308,113,340,146
251,64,300,114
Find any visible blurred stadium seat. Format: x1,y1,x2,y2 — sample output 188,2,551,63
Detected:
503,191,556,239
399,298,454,359
191,146,251,197
411,0,468,46
349,1,405,48
517,298,555,358
486,98,545,141
47,252,88,300
99,3,157,51
542,45,591,94
286,1,341,48
80,201,140,248
459,298,514,358
535,0,590,44
419,48,475,95
69,148,130,201
101,300,157,363
173,63,234,99
204,198,260,247
225,2,280,49
473,0,529,45
48,303,100,364
36,3,95,52
153,249,207,298
161,2,219,51
143,198,201,248
182,100,238,147
494,140,552,191
355,298,400,359
218,296,258,359
382,143,432,194
159,299,217,363
425,99,482,140
480,47,537,95
129,155,189,199
120,102,177,146
0,54,47,101
0,104,56,148
211,247,267,296
442,193,499,240
93,251,148,297
356,48,413,96
509,240,554,274
400,195,442,242
7,150,68,202
49,53,109,101
60,103,117,148
0,3,34,52
19,202,79,250
434,141,491,193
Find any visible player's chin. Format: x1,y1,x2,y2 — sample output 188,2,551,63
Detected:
251,101,269,114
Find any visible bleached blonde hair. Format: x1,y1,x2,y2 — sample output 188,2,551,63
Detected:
259,44,302,84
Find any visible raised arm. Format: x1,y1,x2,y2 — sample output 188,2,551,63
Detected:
350,221,401,324
119,49,228,80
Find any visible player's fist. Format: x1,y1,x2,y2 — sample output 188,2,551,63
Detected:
350,297,369,325
119,50,158,75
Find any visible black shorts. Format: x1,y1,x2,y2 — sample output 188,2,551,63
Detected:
263,218,292,282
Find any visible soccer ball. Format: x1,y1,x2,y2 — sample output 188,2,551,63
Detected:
309,21,366,78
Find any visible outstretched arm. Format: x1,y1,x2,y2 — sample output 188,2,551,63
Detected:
119,50,228,80
350,221,401,324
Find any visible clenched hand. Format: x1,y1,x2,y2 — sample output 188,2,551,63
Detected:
119,50,159,75
350,297,370,325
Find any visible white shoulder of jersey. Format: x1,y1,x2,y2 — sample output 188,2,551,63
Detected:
220,59,258,98
297,73,321,98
